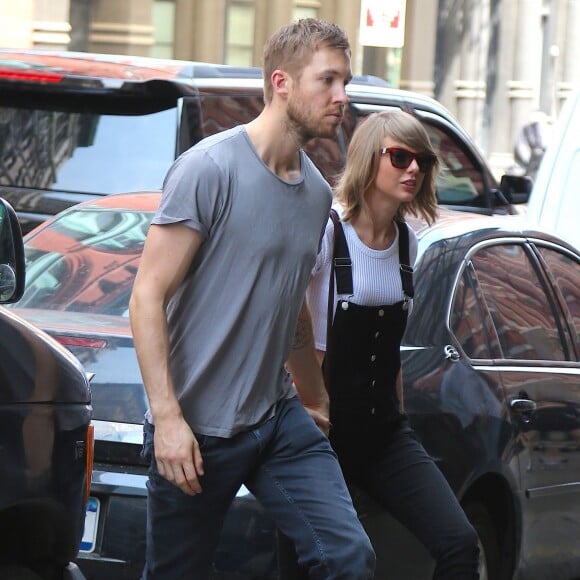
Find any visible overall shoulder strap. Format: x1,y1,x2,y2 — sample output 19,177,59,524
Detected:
325,209,353,390
330,209,353,295
397,220,414,299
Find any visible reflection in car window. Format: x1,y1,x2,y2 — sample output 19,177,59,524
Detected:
18,209,153,316
471,244,566,361
424,123,485,207
537,247,580,360
0,106,177,194
198,94,263,139
451,267,499,359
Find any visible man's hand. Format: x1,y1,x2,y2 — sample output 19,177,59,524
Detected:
304,404,331,437
153,415,205,495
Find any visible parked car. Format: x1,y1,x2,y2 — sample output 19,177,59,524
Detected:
0,196,93,580
526,89,580,249
0,48,531,236
8,192,580,580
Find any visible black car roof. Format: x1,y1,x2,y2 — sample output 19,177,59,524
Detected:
0,49,460,126
0,49,397,113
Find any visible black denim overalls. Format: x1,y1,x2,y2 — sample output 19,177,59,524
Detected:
325,211,414,480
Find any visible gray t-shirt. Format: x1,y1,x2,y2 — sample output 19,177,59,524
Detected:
151,125,332,437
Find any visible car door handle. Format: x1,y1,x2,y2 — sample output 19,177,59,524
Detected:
509,399,536,414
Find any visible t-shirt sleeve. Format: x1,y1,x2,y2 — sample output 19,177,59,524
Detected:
153,149,224,241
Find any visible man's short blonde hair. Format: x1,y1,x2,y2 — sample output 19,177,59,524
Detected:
262,18,350,104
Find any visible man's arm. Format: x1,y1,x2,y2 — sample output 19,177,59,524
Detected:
129,222,204,495
286,300,330,436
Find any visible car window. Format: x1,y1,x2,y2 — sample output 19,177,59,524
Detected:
536,246,580,360
18,208,152,316
424,122,486,206
197,93,263,138
470,243,567,361
450,266,500,359
0,105,177,195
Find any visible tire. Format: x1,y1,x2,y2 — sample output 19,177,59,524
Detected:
0,566,43,580
464,502,500,580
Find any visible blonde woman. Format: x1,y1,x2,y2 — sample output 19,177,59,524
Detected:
288,111,480,578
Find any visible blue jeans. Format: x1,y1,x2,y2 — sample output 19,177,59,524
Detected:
141,396,375,579
279,424,479,579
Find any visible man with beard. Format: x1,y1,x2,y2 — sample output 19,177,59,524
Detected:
129,18,375,580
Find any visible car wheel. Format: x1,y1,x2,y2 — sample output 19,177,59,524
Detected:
464,501,500,580
0,566,43,580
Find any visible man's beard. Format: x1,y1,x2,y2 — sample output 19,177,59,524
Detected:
286,96,340,143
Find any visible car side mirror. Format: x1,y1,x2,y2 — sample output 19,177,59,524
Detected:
0,197,25,303
499,174,533,205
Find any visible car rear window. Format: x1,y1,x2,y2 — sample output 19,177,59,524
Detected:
0,104,177,195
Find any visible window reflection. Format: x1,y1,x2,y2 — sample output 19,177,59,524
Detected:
19,209,153,316
0,106,176,195
471,244,566,361
451,268,499,359
537,246,580,360
426,124,485,206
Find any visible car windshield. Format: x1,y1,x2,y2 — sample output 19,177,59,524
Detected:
0,105,177,194
17,207,153,315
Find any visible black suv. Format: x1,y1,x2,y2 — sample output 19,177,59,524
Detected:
0,196,92,579
0,49,530,235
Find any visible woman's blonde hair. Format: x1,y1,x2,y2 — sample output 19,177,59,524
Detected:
335,110,439,224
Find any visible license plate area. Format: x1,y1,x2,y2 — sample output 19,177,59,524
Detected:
79,497,100,553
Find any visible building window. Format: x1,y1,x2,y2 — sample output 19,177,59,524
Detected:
293,1,320,21
152,0,175,59
225,1,255,66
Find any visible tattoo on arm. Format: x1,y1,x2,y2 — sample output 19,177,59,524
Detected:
292,316,313,350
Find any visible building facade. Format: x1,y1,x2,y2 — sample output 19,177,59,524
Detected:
1,0,578,177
